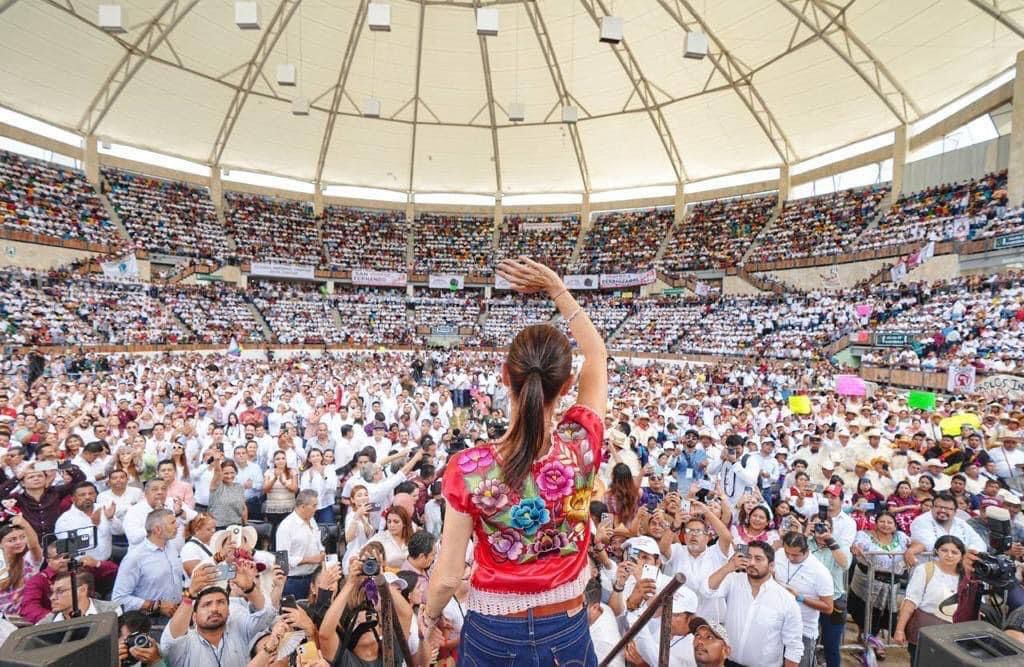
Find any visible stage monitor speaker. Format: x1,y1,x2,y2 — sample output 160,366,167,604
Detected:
0,612,117,667
915,620,1024,666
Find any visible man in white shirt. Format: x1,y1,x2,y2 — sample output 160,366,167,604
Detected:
706,435,760,506
54,481,115,561
665,502,732,624
584,578,624,667
633,584,700,667
71,441,108,489
232,445,264,520
41,571,120,623
124,479,194,552
333,424,360,469
907,491,987,566
703,540,804,667
822,485,857,549
990,433,1024,493
276,490,324,599
97,469,143,546
775,532,836,667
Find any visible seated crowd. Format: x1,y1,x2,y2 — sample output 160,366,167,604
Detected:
322,206,408,272
409,288,483,337
102,168,228,261
64,276,191,345
249,280,345,345
749,185,891,264
570,207,674,275
660,194,776,275
0,268,99,346
0,149,117,245
0,350,1023,667
160,284,266,345
495,214,581,274
411,214,494,277
225,193,321,266
333,286,413,346
479,294,553,347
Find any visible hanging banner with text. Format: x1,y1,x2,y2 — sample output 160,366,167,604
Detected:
494,274,511,290
946,364,977,394
428,274,464,290
599,268,657,289
250,261,315,280
351,268,407,288
563,274,600,290
520,221,563,232
100,254,139,280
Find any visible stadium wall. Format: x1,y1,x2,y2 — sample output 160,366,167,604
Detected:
0,238,98,269
722,275,765,295
902,135,1010,194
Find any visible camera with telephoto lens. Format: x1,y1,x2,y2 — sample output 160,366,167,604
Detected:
361,557,380,577
125,632,151,650
972,552,1017,590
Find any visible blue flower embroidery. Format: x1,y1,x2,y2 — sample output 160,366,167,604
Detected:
509,497,550,536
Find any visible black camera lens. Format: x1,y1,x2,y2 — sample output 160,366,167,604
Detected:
126,632,150,649
361,557,380,577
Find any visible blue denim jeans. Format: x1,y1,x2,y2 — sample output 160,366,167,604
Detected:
459,607,597,667
819,602,847,667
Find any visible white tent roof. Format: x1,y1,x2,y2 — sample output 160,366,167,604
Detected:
1,0,1021,194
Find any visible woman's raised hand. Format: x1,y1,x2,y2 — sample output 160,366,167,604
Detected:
496,257,564,298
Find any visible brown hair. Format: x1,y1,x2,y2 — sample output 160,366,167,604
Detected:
184,513,215,541
501,324,572,491
388,505,413,543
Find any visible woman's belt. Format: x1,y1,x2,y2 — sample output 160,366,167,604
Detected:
505,595,584,619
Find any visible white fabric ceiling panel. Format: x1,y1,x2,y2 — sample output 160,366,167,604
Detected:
220,97,324,181
498,124,585,193
539,1,639,118
699,0,799,72
340,1,420,122
0,1,121,131
487,4,561,124
417,6,488,125
577,115,677,191
321,115,412,190
848,0,1021,117
98,61,232,165
662,90,780,181
412,125,495,193
754,41,896,159
258,2,360,114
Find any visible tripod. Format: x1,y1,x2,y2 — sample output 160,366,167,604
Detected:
67,555,83,619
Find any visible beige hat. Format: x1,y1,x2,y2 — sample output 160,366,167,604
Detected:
211,525,258,553
925,458,945,468
997,489,1022,506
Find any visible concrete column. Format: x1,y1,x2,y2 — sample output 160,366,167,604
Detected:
777,163,790,210
405,196,416,272
484,286,492,298
1009,49,1024,207
580,192,592,234
313,186,324,216
892,123,910,197
493,195,503,251
674,182,686,226
325,279,335,294
209,168,223,214
84,134,99,186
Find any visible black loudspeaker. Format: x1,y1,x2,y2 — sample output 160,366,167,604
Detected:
0,612,117,667
916,620,1024,666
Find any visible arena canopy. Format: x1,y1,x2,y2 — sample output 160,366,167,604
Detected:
1,0,1022,196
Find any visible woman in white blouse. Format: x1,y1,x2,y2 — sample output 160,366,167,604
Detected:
298,448,336,524
341,485,376,575
848,511,910,659
367,504,413,571
893,535,966,662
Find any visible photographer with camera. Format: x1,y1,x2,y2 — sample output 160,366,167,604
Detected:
118,610,166,666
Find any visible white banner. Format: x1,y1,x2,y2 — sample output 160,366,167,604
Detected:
563,274,599,290
952,218,970,240
494,274,512,290
520,221,563,232
946,364,977,394
599,268,657,289
250,261,315,280
920,240,936,263
819,265,841,290
429,274,464,290
890,262,907,283
351,268,407,288
100,254,138,279
694,281,709,297
977,373,1024,400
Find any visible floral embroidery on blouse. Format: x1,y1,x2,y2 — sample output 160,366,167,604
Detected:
461,410,599,565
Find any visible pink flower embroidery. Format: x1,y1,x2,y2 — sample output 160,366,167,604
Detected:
471,479,511,515
536,460,574,501
488,528,525,561
458,448,494,474
529,528,570,557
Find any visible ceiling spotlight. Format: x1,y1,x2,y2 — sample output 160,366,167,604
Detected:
476,8,498,36
599,16,622,44
363,97,382,118
276,64,296,86
561,106,578,124
684,32,708,60
97,4,125,33
235,1,260,30
368,2,391,32
508,102,525,122
291,97,310,116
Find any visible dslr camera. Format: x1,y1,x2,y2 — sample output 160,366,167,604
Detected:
125,632,152,650
361,557,380,577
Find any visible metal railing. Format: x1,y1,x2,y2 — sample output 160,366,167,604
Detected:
600,573,686,667
375,573,416,666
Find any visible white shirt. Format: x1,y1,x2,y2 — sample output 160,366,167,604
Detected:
707,455,760,505
773,550,835,639
234,462,264,500
904,563,961,618
636,622,694,667
590,604,626,667
54,506,112,561
275,512,324,577
123,498,194,553
991,446,1024,480
701,573,804,666
829,510,857,549
909,512,987,553
665,543,730,623
97,486,143,536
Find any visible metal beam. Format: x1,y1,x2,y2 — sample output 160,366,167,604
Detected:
314,1,368,186
70,0,198,134
578,0,687,182
774,0,922,123
407,1,426,193
0,0,21,17
209,0,303,165
657,0,797,163
523,1,591,192
476,1,503,194
969,0,1024,41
